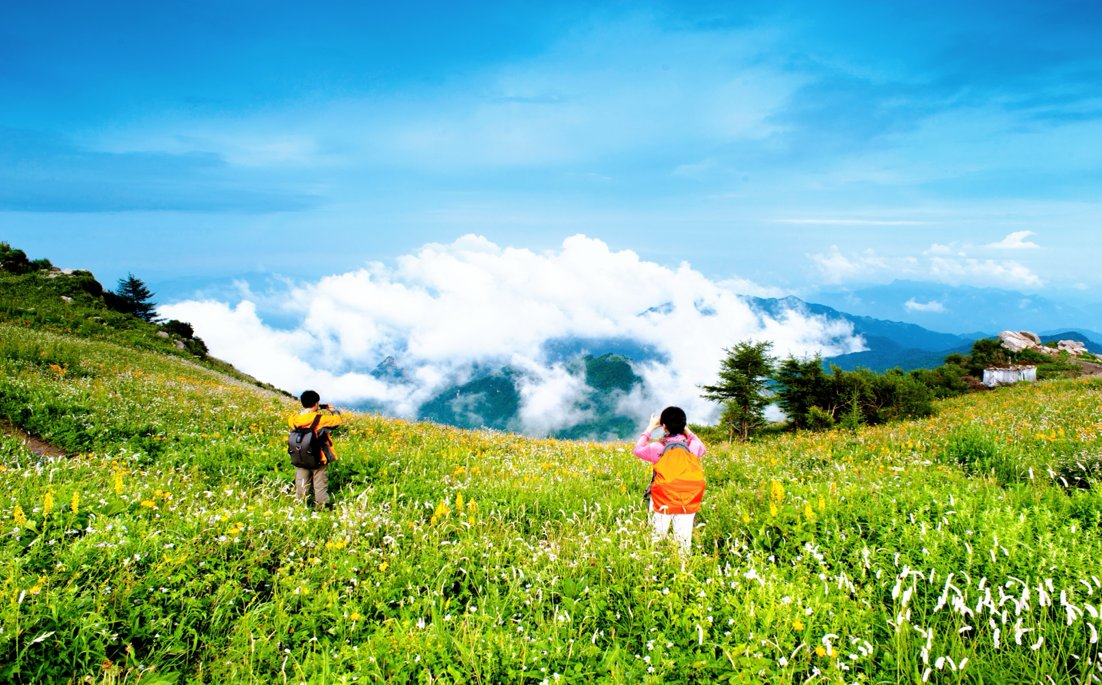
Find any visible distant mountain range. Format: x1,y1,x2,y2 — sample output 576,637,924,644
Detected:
365,293,1102,438
808,280,1102,337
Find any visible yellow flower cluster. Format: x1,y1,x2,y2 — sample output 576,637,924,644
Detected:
430,493,478,525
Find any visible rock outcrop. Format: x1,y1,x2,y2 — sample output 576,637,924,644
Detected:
998,330,1041,353
997,330,1091,357
1057,340,1087,355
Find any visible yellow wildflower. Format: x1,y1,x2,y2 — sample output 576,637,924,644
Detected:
793,620,805,631
140,500,156,509
349,611,363,622
113,471,124,496
43,491,54,517
770,480,784,503
769,503,779,517
378,561,389,573
455,492,465,512
70,491,80,515
815,645,827,657
13,503,26,527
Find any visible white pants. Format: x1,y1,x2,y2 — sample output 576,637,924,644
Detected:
651,510,695,554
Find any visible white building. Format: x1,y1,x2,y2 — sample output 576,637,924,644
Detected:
982,365,1037,388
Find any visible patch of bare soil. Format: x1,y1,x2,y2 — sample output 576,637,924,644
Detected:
0,420,67,457
1073,359,1102,377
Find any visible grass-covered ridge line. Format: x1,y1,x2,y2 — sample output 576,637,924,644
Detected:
0,251,283,394
3,322,1102,683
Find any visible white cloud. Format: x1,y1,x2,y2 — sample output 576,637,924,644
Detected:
904,298,946,313
775,218,929,226
811,244,1044,289
927,256,1043,287
162,234,863,434
986,230,1040,250
810,246,890,284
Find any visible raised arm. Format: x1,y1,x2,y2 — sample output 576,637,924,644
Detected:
633,413,664,464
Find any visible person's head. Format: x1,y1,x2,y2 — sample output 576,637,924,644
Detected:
660,406,687,436
300,390,320,409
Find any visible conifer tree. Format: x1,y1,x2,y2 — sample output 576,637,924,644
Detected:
114,273,158,322
701,340,774,441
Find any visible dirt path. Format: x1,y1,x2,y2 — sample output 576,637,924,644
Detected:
0,420,67,457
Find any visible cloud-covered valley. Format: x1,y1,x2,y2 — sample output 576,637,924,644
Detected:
161,235,864,437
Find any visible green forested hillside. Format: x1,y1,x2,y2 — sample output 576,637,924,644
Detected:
3,292,1102,682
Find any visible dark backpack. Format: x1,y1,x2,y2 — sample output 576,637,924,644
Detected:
288,413,323,469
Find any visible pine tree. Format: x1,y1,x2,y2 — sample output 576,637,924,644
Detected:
700,340,774,441
114,273,158,322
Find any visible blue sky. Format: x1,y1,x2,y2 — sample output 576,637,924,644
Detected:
3,0,1102,304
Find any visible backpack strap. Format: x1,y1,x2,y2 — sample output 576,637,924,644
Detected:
295,412,323,434
659,439,692,456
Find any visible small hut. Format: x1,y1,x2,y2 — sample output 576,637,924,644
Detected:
982,365,1037,388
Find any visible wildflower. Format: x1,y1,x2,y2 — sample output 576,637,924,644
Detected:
769,503,779,517
113,471,124,496
13,503,26,527
815,645,827,657
770,480,785,503
455,492,465,512
378,561,389,573
43,491,54,517
431,499,451,524
350,611,363,622
141,500,156,509
70,492,80,515
793,620,805,631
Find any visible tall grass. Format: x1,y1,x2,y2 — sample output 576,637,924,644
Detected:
2,322,1102,683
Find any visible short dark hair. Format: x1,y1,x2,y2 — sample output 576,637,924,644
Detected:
660,406,687,436
300,390,320,408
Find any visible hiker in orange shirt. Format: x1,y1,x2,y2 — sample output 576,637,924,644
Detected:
288,390,342,508
633,406,706,554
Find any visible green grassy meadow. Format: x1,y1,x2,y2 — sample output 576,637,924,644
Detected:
3,321,1102,683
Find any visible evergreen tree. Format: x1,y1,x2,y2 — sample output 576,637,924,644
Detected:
701,340,774,441
773,354,831,429
114,273,158,322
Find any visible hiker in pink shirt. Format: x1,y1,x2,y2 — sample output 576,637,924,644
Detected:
634,406,706,553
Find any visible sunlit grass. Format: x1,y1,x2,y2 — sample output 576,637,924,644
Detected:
2,322,1102,683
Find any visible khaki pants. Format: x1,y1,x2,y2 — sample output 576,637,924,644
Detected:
294,463,329,507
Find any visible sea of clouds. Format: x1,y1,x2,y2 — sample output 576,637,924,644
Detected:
161,234,865,435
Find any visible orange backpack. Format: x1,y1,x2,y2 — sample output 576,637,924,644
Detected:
650,441,706,514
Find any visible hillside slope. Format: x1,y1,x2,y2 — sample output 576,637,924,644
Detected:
3,319,1102,683
0,251,283,394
